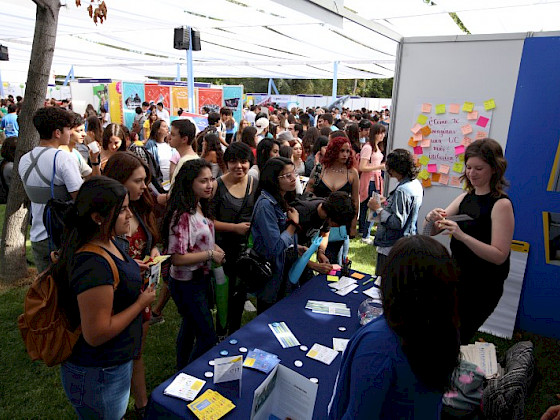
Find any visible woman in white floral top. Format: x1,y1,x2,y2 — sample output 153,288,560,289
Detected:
162,159,226,370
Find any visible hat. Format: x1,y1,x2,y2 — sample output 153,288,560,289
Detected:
255,117,269,135
277,131,294,142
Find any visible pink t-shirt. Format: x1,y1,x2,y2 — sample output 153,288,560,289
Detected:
167,210,215,281
359,143,384,201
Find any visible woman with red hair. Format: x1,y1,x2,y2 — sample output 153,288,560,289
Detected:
305,134,359,263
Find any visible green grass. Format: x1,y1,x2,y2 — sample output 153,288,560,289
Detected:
0,216,559,418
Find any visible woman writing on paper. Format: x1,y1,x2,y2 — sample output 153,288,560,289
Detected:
424,138,514,344
328,235,460,419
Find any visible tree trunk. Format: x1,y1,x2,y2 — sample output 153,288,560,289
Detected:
0,0,61,284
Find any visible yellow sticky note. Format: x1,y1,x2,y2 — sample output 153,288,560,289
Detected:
351,272,365,279
419,155,430,166
484,98,496,111
244,358,255,367
452,162,464,173
417,114,428,125
327,275,339,282
462,102,475,112
435,104,446,114
307,350,318,358
192,380,204,390
418,169,430,180
458,154,465,163
422,103,432,113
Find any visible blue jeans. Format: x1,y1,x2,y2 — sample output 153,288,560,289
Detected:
169,274,217,370
60,360,133,420
359,180,378,239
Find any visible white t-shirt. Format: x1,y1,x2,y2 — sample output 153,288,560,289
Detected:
245,110,256,125
156,108,170,125
156,142,173,185
67,148,92,178
19,147,83,242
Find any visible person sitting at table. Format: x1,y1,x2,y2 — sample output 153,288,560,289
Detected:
162,159,226,370
251,157,299,314
328,235,460,420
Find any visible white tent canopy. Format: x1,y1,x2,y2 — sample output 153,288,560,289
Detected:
1,0,560,82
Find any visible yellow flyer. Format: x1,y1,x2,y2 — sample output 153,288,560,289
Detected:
187,389,235,420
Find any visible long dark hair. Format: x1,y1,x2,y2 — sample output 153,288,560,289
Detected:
369,123,387,153
460,138,508,197
54,177,128,324
256,157,295,212
302,126,319,156
103,152,160,243
241,126,257,149
86,115,102,144
102,123,125,151
382,235,460,392
202,132,226,174
162,159,212,250
148,120,166,142
256,138,277,171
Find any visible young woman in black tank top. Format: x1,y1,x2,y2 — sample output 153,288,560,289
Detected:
424,139,514,344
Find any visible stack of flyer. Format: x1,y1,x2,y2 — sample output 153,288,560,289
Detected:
305,300,351,317
327,276,359,296
460,342,501,379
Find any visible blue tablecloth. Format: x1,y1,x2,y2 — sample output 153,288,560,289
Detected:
147,270,376,419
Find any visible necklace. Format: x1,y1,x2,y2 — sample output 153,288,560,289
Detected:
328,167,346,173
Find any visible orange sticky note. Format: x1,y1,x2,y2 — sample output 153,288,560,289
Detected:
351,272,365,279
467,111,478,120
420,126,432,137
431,173,441,183
413,132,422,141
408,137,417,147
461,124,473,135
449,104,460,114
422,103,432,113
439,164,450,174
410,123,422,134
422,178,432,188
462,137,472,147
450,176,462,187
439,173,449,184
475,131,487,140
421,138,431,148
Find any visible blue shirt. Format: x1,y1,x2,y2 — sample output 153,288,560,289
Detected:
1,113,19,137
328,316,443,420
251,191,296,303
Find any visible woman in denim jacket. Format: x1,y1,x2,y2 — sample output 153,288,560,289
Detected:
251,157,299,314
368,149,423,275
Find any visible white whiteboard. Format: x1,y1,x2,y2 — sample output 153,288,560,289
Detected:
389,33,526,241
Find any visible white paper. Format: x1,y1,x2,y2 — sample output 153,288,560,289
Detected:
148,263,161,287
460,342,499,379
334,283,359,296
306,343,339,365
333,338,349,353
328,276,356,290
251,364,318,420
363,286,382,300
213,355,243,384
163,373,206,401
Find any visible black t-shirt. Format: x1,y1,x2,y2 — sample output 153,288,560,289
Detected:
291,194,326,246
68,244,143,367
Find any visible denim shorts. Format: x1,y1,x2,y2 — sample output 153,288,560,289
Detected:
60,360,133,420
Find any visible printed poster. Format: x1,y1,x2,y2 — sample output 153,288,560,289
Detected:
107,82,123,125
144,84,171,108
223,85,243,123
197,87,223,113
122,82,145,128
171,86,189,116
92,84,109,114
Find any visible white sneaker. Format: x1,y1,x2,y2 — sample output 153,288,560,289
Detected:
244,300,257,312
361,238,373,245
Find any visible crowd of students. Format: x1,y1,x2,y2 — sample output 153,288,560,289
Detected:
5,97,525,419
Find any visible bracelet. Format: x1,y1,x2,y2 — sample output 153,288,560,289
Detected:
425,215,431,222
317,248,325,254
91,161,100,166
207,250,214,261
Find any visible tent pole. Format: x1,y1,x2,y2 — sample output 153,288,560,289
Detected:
332,61,339,103
187,26,195,113
63,65,74,86
176,63,181,82
0,68,3,97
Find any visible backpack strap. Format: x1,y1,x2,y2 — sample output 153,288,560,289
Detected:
23,147,51,185
76,244,120,290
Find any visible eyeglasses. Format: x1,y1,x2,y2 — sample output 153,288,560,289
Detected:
278,171,298,180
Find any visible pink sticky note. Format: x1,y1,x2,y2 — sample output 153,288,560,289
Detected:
467,111,478,120
413,132,422,141
476,116,489,128
421,138,431,148
427,164,437,173
455,145,465,155
332,264,341,271
450,176,462,187
422,103,432,113
439,164,450,174
449,104,460,114
461,124,473,135
410,123,422,134
462,137,472,146
328,270,338,276
439,173,449,184
475,131,487,140
413,146,423,155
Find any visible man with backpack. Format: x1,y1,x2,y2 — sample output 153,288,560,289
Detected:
19,107,83,273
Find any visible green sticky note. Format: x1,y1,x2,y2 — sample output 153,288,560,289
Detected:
416,114,428,125
435,104,446,114
453,162,464,173
462,102,475,112
418,155,430,166
418,169,430,180
484,98,496,110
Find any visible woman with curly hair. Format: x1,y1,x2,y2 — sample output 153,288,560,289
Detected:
306,135,359,263
424,138,514,344
201,132,226,179
368,148,423,276
328,235,460,419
